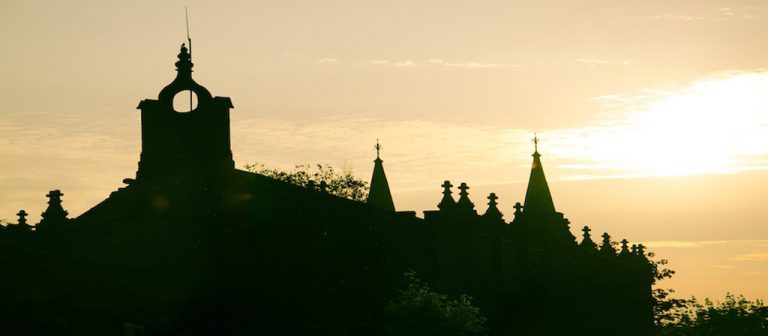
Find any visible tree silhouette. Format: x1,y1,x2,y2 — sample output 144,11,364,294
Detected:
381,271,487,336
657,293,768,336
245,162,368,201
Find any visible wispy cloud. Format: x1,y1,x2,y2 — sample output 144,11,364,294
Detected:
572,58,632,67
427,58,516,69
651,6,760,22
732,252,768,261
642,240,768,248
316,58,340,64
365,59,416,67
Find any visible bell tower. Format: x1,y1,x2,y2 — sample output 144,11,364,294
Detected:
136,44,234,182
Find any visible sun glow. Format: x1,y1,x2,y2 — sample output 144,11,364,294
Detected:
550,72,768,178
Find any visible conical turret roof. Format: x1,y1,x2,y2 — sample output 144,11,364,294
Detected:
523,136,556,214
367,141,395,211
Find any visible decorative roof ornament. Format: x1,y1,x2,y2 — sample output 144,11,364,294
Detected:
636,244,646,258
483,193,503,220
580,226,597,249
600,232,616,255
16,209,28,226
619,239,630,255
456,182,475,211
513,202,524,215
437,180,456,210
39,189,69,227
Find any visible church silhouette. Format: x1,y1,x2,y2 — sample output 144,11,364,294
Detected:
1,45,655,336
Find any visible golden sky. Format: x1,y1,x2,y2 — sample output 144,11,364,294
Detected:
1,0,767,301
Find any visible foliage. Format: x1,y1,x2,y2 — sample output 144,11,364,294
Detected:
657,293,768,336
648,253,676,284
245,162,368,202
647,251,686,327
381,271,487,336
654,288,690,327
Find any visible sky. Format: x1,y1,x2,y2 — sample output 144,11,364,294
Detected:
1,0,767,302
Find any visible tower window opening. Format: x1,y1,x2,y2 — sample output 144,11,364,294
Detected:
173,90,199,113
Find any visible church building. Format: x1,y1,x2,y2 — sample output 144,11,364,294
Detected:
0,45,655,336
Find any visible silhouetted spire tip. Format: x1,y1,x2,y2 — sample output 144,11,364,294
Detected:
532,133,541,157
374,139,382,160
175,43,193,73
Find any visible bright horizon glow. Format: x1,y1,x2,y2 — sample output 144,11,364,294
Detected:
545,71,768,179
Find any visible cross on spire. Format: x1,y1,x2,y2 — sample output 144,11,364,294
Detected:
533,133,539,153
375,139,382,159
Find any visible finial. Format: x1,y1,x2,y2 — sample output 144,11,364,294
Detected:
17,209,28,226
600,232,616,254
581,226,592,239
533,133,539,153
441,180,453,195
438,180,456,210
175,43,193,73
637,244,646,257
456,182,474,211
46,189,64,202
487,193,498,207
375,139,382,159
620,239,630,255
513,202,524,214
458,182,470,197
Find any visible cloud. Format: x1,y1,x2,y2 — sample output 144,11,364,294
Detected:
651,6,760,22
572,58,632,67
428,58,516,69
365,59,415,67
731,253,768,261
316,58,340,63
642,240,768,248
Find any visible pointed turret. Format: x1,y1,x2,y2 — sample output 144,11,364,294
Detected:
367,140,395,211
39,189,69,228
523,134,556,214
600,232,616,255
619,239,631,256
580,225,597,249
483,193,503,220
438,180,456,210
456,182,475,212
16,210,29,227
